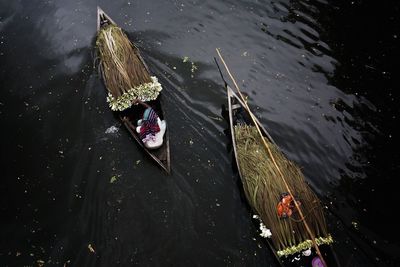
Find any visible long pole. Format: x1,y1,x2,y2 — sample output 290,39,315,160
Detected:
216,48,327,266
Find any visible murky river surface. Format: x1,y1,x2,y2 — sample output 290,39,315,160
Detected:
1,0,399,266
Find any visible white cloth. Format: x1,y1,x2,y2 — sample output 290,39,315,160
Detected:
136,118,166,149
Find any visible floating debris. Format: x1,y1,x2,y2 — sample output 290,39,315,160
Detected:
207,115,223,121
182,56,198,75
88,244,95,253
105,125,119,134
110,175,117,183
190,62,197,73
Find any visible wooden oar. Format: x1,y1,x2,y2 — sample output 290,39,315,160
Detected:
216,48,327,266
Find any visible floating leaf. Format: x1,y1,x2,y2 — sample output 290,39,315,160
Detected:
88,244,95,253
191,62,197,73
110,175,117,183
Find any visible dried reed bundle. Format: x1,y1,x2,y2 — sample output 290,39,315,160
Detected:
234,125,332,256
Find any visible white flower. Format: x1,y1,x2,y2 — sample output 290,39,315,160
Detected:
252,214,272,238
259,222,272,238
302,248,311,256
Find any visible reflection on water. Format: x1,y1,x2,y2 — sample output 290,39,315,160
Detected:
1,0,399,266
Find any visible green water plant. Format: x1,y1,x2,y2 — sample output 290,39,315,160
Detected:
96,25,162,111
234,125,333,256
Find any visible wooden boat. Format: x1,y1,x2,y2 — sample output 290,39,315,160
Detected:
226,85,339,266
96,7,170,174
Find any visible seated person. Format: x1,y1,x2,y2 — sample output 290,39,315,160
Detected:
133,100,166,149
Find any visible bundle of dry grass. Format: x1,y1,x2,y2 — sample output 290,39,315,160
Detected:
96,25,162,111
234,125,333,256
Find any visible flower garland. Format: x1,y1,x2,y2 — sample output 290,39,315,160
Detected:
253,214,333,258
106,76,163,111
277,235,334,257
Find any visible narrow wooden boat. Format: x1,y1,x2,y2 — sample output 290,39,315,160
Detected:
227,85,339,266
96,7,170,174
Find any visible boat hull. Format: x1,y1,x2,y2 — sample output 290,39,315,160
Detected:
226,85,339,266
96,6,170,174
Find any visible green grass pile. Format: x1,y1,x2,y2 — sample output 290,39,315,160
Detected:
96,25,151,99
234,125,332,255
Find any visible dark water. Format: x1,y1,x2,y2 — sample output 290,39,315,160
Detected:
1,0,399,266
